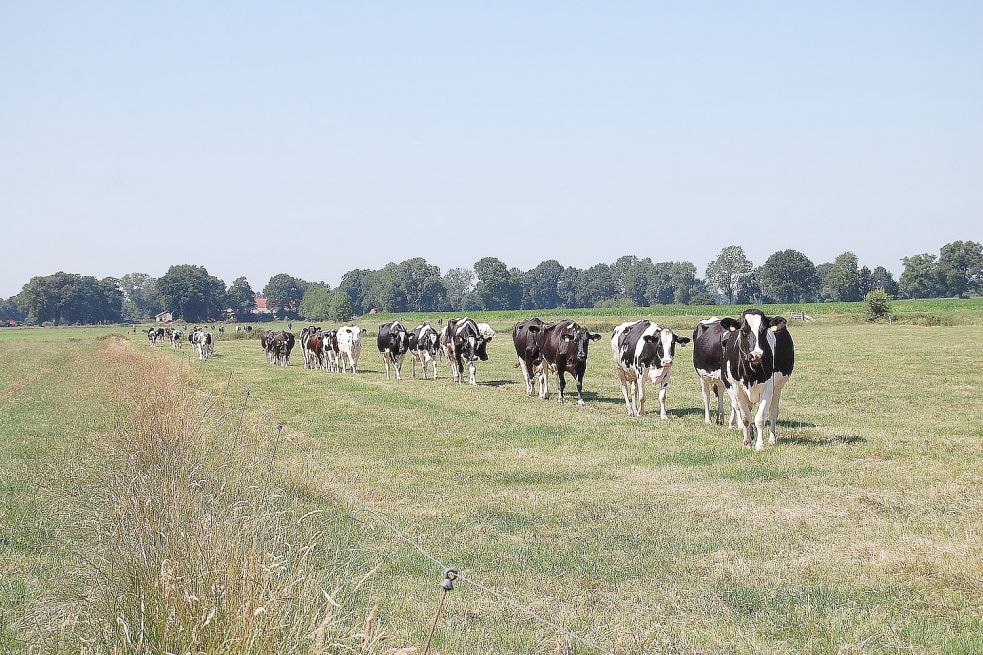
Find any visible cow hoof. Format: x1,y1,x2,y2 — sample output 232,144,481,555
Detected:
557,398,564,404
755,442,765,452
577,400,585,407
742,438,752,448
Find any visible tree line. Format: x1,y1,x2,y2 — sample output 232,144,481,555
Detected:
3,241,980,325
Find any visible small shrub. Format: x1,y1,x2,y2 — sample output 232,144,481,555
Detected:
864,289,893,321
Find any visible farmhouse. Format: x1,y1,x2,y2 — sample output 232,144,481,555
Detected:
253,297,272,315
154,311,173,322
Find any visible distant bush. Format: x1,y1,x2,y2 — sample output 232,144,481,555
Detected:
864,289,893,321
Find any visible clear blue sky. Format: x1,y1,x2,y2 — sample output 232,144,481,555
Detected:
2,2,981,297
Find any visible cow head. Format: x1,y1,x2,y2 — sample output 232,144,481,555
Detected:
720,310,786,368
389,323,410,354
561,323,602,363
642,325,690,368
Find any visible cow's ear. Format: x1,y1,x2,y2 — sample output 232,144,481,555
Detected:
563,333,575,341
528,325,541,333
643,334,658,342
769,316,787,332
720,318,740,332
589,332,601,341
675,335,691,345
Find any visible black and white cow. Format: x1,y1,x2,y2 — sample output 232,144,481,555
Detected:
538,320,602,405
147,327,165,346
410,322,440,379
189,327,214,360
261,330,277,364
377,321,410,381
322,328,340,372
719,310,794,450
611,320,690,418
513,317,546,397
336,326,365,373
692,317,737,426
444,317,493,385
170,329,183,350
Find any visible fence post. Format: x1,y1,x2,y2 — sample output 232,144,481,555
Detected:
423,569,457,655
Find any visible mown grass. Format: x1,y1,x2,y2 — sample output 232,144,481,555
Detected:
2,314,983,653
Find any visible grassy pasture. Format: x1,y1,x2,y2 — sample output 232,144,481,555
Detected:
2,306,982,653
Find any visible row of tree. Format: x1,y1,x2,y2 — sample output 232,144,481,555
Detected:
3,241,980,325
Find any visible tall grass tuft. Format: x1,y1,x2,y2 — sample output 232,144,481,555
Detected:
24,337,378,653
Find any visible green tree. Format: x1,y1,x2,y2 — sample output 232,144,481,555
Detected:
16,272,123,324
622,259,655,306
329,291,354,321
474,257,521,310
337,269,376,315
299,282,334,321
226,276,257,320
870,266,900,298
610,255,639,297
119,272,161,321
581,264,616,307
900,254,943,299
263,274,308,316
366,263,406,312
757,249,819,302
521,260,564,309
864,289,892,321
0,297,25,323
938,240,983,298
820,252,861,302
557,266,585,307
705,246,753,304
158,265,227,322
396,258,447,311
443,267,476,310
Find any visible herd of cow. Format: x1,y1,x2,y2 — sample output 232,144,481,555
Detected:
146,308,794,450
145,326,214,360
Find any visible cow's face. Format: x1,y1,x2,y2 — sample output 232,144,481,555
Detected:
474,336,489,361
643,326,690,368
722,310,785,368
390,327,409,353
562,325,602,363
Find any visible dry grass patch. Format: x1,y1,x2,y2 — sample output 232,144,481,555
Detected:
20,337,384,654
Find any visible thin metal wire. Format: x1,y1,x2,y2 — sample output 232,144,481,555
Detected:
167,345,614,654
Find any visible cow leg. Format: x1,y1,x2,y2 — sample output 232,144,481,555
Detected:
469,359,477,385
637,372,647,416
394,353,404,381
432,357,438,379
659,382,670,420
575,373,585,406
754,393,773,451
556,368,566,403
699,378,713,424
616,370,633,416
540,364,550,400
735,392,753,447
769,374,789,445
518,358,534,395
383,352,392,380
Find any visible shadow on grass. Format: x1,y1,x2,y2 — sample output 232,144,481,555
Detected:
782,431,865,446
479,379,513,387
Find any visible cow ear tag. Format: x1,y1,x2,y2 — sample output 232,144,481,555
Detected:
770,325,780,332
729,326,736,332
